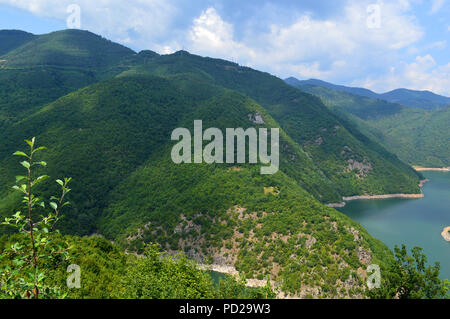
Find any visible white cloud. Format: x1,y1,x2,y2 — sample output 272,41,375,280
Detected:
430,0,446,14
427,40,447,49
356,54,450,95
184,2,423,84
187,8,256,60
0,0,178,50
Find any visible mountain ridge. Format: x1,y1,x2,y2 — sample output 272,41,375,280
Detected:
287,79,450,167
285,77,450,110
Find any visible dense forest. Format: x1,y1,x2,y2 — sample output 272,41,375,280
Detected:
0,29,447,299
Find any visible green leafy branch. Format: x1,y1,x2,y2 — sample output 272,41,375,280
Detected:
0,138,72,299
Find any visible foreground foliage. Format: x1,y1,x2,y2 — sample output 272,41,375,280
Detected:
0,138,71,298
0,233,275,299
369,245,449,299
0,140,274,299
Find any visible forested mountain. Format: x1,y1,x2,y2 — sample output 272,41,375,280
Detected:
0,29,429,297
0,30,137,134
123,50,423,198
286,77,450,110
0,30,35,56
285,78,380,100
289,82,450,167
380,89,450,111
1,29,135,68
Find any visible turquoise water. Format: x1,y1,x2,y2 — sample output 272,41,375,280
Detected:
340,171,450,281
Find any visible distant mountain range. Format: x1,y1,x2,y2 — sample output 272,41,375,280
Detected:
285,77,450,110
286,78,450,167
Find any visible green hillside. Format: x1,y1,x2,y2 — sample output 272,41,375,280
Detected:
291,83,449,167
1,233,273,299
0,30,137,131
367,107,450,167
0,29,434,297
380,89,450,111
120,51,423,198
0,30,139,134
0,30,35,56
0,30,423,204
0,74,396,298
1,29,135,68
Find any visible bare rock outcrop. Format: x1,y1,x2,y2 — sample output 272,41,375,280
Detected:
441,227,450,242
356,247,372,265
248,113,265,124
305,236,317,250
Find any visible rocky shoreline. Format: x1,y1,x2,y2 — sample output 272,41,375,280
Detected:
198,264,279,290
342,193,424,201
326,202,346,208
326,179,428,208
327,193,424,208
419,179,430,187
414,167,450,172
442,227,450,242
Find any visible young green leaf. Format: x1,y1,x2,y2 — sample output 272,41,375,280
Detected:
34,161,47,167
20,161,30,169
13,151,29,158
15,176,26,183
25,139,34,147
32,175,49,187
33,146,47,153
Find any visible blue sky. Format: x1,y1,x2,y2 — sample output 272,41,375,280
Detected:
0,0,449,95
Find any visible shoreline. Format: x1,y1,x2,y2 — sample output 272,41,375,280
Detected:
441,227,450,242
327,179,427,208
342,193,424,201
326,193,424,208
414,166,450,172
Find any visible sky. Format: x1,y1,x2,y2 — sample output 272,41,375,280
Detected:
0,0,449,95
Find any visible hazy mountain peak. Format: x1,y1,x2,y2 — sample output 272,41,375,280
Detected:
286,76,450,110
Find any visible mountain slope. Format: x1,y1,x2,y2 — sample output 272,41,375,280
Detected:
289,82,450,167
0,30,35,56
0,30,138,131
0,73,393,298
1,29,135,68
380,89,450,110
122,52,423,198
295,83,406,120
285,77,380,100
0,75,197,234
367,106,450,167
0,30,423,203
286,77,450,110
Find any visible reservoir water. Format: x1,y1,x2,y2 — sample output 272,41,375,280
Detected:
340,171,450,281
